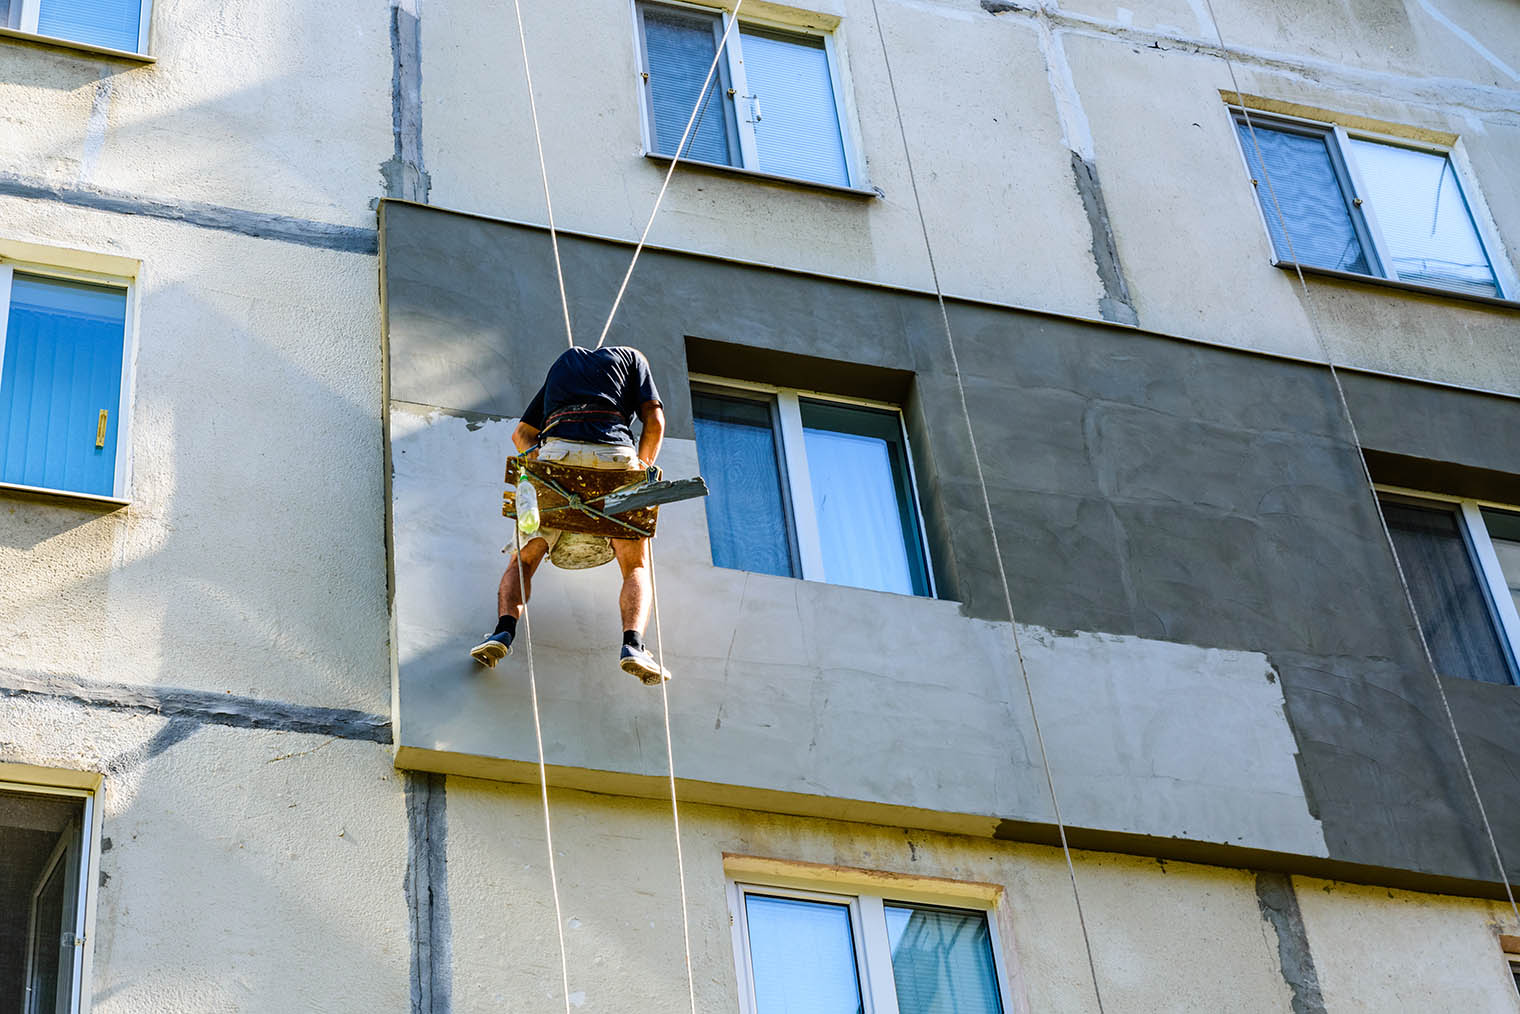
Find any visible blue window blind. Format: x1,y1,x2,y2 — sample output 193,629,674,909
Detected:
1382,499,1515,684
745,894,864,1014
0,274,127,497
800,399,929,597
885,904,1003,1014
36,0,143,51
1344,139,1499,297
692,391,797,578
740,28,849,186
641,4,734,166
1235,123,1370,274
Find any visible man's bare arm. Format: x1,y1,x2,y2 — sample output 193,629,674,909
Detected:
512,421,540,455
637,401,664,467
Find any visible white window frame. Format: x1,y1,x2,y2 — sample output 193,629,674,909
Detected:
632,0,867,190
0,258,138,505
726,878,1013,1014
1375,484,1520,683
3,778,100,1014
1230,108,1518,301
691,374,936,597
5,0,153,55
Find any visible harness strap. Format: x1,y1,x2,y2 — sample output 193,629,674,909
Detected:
539,403,627,437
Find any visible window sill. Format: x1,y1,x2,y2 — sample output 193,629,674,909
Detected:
1275,261,1520,311
643,152,879,199
0,26,154,63
0,481,129,511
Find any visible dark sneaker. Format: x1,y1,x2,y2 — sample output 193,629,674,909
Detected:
619,643,670,685
470,631,513,668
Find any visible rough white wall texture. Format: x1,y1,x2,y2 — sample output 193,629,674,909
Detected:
445,780,1312,1013
0,198,389,712
391,408,1327,857
0,696,409,1014
0,0,394,226
1294,875,1520,1013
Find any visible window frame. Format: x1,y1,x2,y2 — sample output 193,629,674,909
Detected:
4,0,154,56
691,373,936,597
726,877,1012,1014
1229,108,1516,301
0,257,138,505
1375,484,1520,684
631,0,868,191
1,777,101,1014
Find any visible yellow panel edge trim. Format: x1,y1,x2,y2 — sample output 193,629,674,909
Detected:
723,852,1005,905
1219,90,1459,147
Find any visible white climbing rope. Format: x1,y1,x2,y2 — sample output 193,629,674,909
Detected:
863,0,1108,1009
648,540,699,1014
1200,0,1520,924
512,525,575,1014
507,0,576,349
594,0,746,350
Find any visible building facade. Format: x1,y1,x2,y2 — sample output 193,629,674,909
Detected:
3,0,1520,1011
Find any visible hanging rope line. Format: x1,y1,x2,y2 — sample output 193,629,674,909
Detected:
507,0,576,348
512,525,575,1014
594,0,747,350
1200,0,1520,924
649,541,699,1014
863,0,1107,1009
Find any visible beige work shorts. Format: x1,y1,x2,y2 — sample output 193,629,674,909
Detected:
528,439,642,569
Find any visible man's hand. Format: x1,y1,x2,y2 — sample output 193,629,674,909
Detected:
636,401,664,467
512,421,540,456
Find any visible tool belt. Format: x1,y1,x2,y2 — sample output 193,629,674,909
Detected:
538,403,626,441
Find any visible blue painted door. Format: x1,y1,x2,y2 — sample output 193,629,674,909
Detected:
0,273,127,497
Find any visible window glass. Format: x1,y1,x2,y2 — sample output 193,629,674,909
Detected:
800,399,929,597
1344,140,1498,297
885,904,1002,1014
642,4,734,165
36,0,142,51
1235,123,1371,274
1382,499,1513,684
0,274,127,497
745,894,863,1013
692,391,797,578
0,788,86,1013
739,28,849,186
1481,508,1520,621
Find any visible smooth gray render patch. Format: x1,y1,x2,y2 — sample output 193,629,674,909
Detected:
380,199,1520,889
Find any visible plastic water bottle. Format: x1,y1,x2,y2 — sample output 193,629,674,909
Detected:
516,479,540,536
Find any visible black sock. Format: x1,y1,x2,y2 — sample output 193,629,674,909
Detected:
623,629,644,650
495,615,518,638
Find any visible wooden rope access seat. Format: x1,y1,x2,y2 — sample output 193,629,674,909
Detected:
502,453,710,556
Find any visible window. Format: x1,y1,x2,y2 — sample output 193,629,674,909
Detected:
1376,489,1520,684
0,782,96,1014
692,379,933,597
635,1,860,188
4,0,151,53
729,882,1006,1014
0,264,133,500
1232,112,1508,299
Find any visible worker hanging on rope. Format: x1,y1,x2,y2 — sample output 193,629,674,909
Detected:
471,345,672,684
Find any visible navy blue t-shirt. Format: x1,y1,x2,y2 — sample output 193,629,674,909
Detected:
521,346,662,447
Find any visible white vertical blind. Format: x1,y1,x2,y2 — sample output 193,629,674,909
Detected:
1346,139,1499,296
740,28,849,186
746,894,865,1014
37,0,143,51
1482,509,1520,621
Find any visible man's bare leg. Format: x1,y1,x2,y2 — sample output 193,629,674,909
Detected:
471,537,549,667
611,536,667,684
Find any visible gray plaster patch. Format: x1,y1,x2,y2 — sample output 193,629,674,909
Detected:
383,2,431,203
1069,152,1138,326
0,669,391,742
102,716,200,774
0,172,378,254
1255,872,1326,1014
406,771,452,1014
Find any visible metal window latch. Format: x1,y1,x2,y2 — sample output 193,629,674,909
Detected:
63,931,85,947
1352,197,1364,206
641,71,649,81
96,410,108,448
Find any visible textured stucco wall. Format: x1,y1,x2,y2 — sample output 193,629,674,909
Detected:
382,202,1520,890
